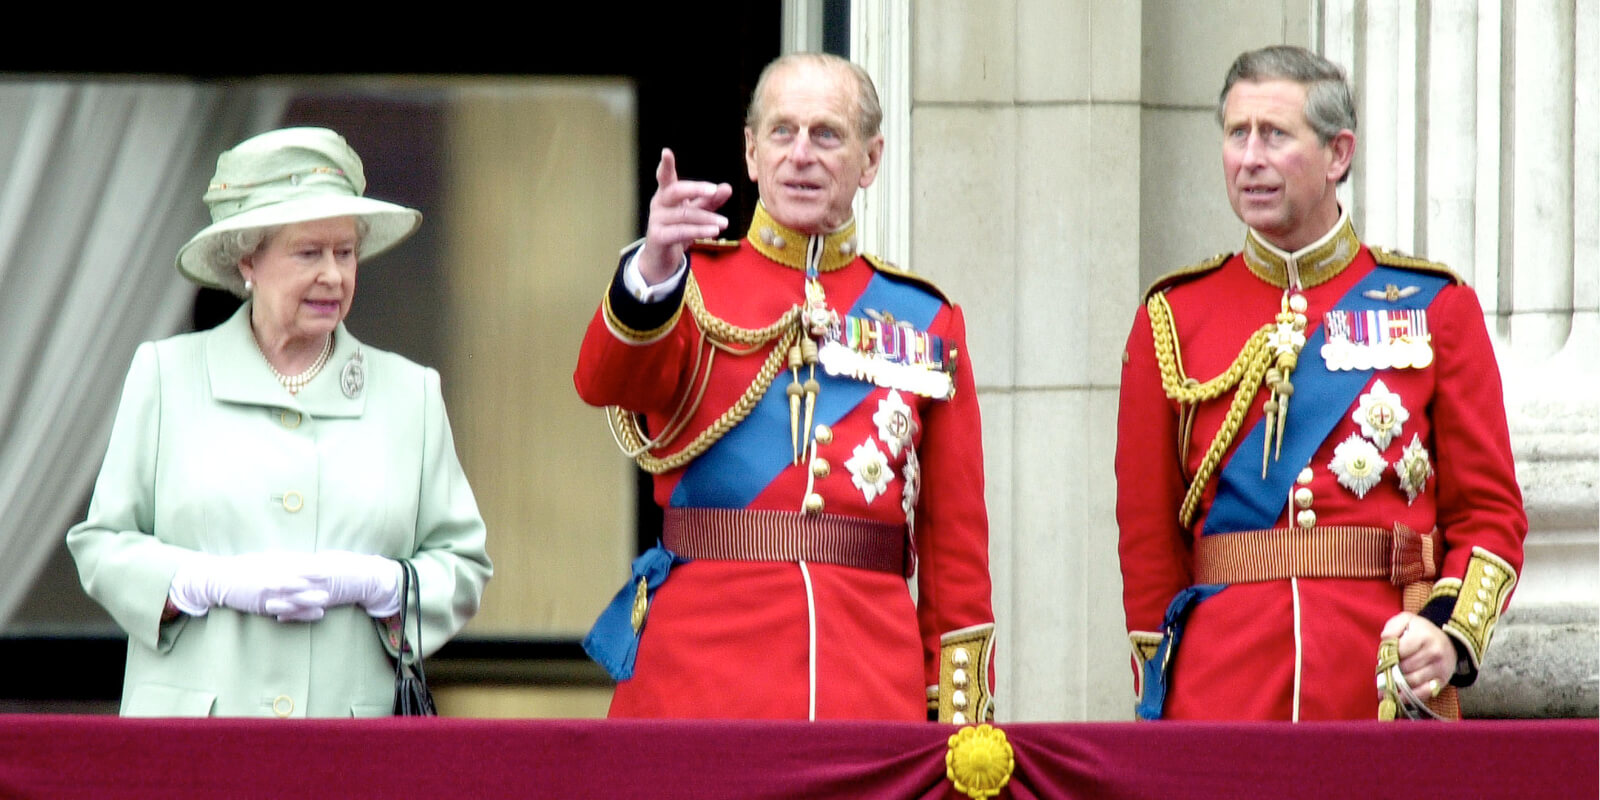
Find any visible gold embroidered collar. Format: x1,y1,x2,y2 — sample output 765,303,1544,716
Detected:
745,203,860,273
1242,209,1360,289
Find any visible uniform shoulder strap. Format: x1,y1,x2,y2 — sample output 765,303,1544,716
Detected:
1368,246,1465,285
863,253,952,304
1143,252,1231,301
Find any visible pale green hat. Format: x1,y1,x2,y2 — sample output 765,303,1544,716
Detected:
176,127,422,294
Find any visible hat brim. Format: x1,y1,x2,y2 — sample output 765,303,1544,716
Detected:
176,194,422,293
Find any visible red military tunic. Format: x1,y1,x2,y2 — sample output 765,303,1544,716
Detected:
575,204,995,720
1116,214,1526,720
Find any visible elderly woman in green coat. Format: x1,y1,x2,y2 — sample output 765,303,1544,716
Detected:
67,127,493,717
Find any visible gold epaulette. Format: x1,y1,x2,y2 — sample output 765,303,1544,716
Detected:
863,253,952,304
1370,246,1465,284
1142,252,1232,301
689,238,742,252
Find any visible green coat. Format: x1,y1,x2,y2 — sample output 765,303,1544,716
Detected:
67,304,492,717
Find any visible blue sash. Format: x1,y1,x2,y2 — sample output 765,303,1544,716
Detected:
1201,266,1449,535
668,273,943,509
582,545,687,680
1137,583,1226,720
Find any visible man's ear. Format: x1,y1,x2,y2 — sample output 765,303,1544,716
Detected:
1326,128,1356,183
858,133,885,189
744,127,760,183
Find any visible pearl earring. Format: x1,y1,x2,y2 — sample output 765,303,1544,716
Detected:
244,279,253,294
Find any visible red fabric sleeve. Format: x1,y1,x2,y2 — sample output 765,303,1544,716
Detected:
1427,284,1527,581
1114,304,1195,645
912,304,996,687
573,274,698,415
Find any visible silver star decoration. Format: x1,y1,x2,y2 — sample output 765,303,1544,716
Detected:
1329,433,1387,499
1352,379,1409,450
1394,434,1434,505
845,439,892,503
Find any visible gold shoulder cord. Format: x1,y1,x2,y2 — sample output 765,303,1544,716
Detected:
608,275,803,474
1145,292,1274,528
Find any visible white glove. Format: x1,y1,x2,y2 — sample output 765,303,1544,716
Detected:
169,552,331,622
303,551,404,618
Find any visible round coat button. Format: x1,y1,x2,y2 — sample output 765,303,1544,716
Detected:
279,409,302,428
1293,487,1313,508
272,695,294,718
282,491,304,513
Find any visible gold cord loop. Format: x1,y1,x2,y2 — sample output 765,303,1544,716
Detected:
608,275,804,474
1146,293,1274,528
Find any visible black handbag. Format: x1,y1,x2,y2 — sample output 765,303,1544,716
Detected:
393,560,438,716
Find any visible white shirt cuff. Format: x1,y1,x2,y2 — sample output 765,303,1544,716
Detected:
621,248,688,303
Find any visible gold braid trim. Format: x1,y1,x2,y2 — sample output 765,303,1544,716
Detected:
1146,292,1274,528
609,274,804,474
1441,547,1518,670
1370,246,1466,284
683,276,801,349
936,624,996,724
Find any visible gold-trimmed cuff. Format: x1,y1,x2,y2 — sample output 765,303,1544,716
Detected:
936,623,996,725
603,287,684,345
1440,547,1517,670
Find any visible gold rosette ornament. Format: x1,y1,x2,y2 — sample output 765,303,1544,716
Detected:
946,724,1014,800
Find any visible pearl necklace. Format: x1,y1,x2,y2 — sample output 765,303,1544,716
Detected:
259,334,334,395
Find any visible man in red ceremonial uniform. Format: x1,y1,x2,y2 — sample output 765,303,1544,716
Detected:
1116,45,1525,721
574,53,995,722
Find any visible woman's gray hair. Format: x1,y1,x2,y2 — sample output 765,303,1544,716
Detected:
1216,45,1357,145
208,218,371,298
745,52,883,140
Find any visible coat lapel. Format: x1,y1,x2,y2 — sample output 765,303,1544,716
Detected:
205,302,367,419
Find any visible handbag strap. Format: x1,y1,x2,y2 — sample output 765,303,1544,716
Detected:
393,560,427,684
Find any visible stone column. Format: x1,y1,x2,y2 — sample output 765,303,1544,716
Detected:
852,0,913,269
903,0,1149,721
1423,2,1479,283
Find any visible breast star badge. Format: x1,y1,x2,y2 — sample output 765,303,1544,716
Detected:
873,390,916,457
846,439,892,503
1353,379,1409,450
901,446,922,532
1394,434,1434,505
1330,433,1387,498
